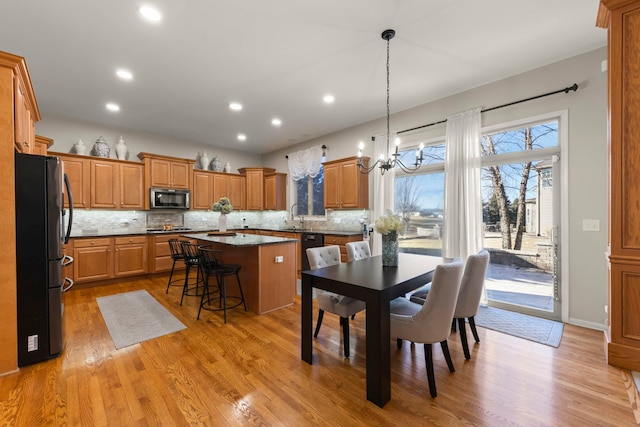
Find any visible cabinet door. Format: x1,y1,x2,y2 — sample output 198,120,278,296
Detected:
120,163,144,209
61,156,90,208
245,170,264,210
193,171,213,210
229,175,246,210
339,161,360,208
73,239,113,282
171,162,190,189
114,237,148,277
150,158,172,187
213,173,230,202
91,160,118,208
323,163,340,208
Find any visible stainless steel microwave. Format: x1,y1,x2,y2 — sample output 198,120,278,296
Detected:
150,188,190,209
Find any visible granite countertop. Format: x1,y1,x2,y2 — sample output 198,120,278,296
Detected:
182,232,298,247
70,227,363,238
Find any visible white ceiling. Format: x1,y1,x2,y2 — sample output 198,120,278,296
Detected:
1,0,605,154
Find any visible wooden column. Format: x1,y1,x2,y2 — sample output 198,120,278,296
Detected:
598,0,640,370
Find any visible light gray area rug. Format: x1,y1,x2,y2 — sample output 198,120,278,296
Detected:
97,290,186,349
473,306,564,348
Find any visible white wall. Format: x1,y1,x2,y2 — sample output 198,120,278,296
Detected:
263,47,609,329
36,114,262,169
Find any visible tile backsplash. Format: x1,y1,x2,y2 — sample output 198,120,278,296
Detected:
70,209,370,236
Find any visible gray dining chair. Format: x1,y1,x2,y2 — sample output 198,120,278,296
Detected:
453,249,490,360
346,240,371,262
306,245,366,358
390,258,464,398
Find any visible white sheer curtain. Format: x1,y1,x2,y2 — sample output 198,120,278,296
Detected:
371,134,395,256
443,108,483,261
287,145,323,181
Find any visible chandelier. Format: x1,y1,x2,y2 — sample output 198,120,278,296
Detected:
358,29,424,175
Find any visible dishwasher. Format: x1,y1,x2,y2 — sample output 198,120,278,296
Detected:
301,232,324,271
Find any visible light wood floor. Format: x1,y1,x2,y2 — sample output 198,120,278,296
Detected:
0,276,636,426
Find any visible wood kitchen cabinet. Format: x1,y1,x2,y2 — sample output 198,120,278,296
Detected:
323,156,369,209
150,233,195,273
239,167,274,210
55,153,144,210
238,167,285,210
1,51,40,374
192,170,247,210
324,234,363,263
13,73,37,154
58,154,90,208
264,172,287,210
73,238,113,282
33,135,52,155
138,152,195,209
114,236,148,277
72,236,148,283
598,0,640,371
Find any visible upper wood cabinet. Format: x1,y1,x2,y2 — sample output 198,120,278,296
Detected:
13,72,38,154
33,135,52,155
55,153,144,210
598,0,640,371
1,50,41,374
323,156,369,209
264,172,287,210
238,167,274,210
192,170,247,210
138,153,195,209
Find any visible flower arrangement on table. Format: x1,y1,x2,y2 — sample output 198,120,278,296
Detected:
375,210,406,267
212,197,233,214
374,210,406,235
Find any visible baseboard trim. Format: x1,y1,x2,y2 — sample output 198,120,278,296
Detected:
568,317,607,331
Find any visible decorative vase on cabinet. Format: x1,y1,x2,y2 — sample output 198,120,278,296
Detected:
74,138,86,155
211,156,223,172
199,151,210,170
115,136,127,160
92,136,110,157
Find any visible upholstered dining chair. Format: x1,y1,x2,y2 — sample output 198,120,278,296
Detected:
390,259,464,398
453,249,490,360
306,245,366,358
346,240,371,262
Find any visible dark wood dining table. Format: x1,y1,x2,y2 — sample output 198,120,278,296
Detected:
301,253,444,407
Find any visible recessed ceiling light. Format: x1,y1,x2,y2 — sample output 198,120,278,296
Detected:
323,94,335,104
116,69,133,80
106,103,120,112
237,134,247,141
271,118,282,126
229,102,243,111
138,5,162,22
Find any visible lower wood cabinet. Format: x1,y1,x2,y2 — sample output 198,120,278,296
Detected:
72,236,148,283
150,233,196,273
324,234,363,263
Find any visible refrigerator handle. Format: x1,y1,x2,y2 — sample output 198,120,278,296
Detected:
62,277,74,293
63,173,74,244
61,255,73,267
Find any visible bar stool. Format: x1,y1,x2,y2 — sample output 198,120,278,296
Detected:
179,241,205,305
166,239,189,294
198,245,247,323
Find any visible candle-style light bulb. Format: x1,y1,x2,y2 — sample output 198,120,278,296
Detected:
395,137,401,147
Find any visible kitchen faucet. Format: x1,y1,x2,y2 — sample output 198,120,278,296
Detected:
290,203,297,220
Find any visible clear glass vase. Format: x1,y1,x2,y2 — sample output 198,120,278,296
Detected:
218,213,227,232
381,232,398,267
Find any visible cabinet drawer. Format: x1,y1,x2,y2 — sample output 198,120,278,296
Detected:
324,235,348,246
115,236,147,245
74,237,112,248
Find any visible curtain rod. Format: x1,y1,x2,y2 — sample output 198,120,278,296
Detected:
396,83,579,135
285,144,326,159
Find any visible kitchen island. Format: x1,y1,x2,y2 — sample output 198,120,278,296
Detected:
183,233,297,315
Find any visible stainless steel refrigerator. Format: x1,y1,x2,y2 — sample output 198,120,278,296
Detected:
15,152,74,367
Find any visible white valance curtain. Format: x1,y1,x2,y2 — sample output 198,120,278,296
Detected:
443,107,483,261
287,145,323,181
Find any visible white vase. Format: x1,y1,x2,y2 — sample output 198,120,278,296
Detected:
218,213,227,232
200,151,210,170
115,136,127,160
224,161,231,173
92,136,110,157
74,138,86,155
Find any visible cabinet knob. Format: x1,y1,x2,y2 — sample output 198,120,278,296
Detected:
91,241,95,245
